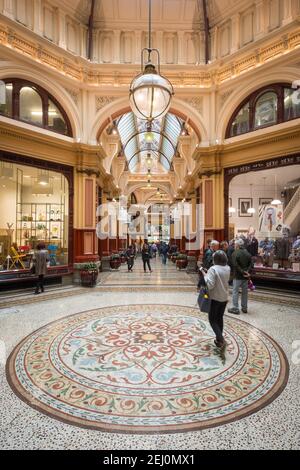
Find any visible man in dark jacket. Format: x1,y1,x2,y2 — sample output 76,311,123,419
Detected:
203,240,219,269
228,239,252,314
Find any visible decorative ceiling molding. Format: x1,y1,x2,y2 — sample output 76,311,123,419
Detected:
185,97,203,115
96,96,117,112
65,88,80,105
76,167,100,177
0,22,299,88
220,89,234,108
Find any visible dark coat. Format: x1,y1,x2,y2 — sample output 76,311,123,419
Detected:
142,244,150,260
231,248,252,280
33,249,49,276
203,248,214,269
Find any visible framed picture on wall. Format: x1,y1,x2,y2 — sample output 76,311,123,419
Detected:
259,198,272,206
238,198,253,217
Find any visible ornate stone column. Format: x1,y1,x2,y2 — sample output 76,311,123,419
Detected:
282,0,293,26
231,14,240,53
2,0,14,19
254,0,265,40
113,30,121,64
57,10,66,50
33,0,43,36
74,168,100,267
177,31,185,65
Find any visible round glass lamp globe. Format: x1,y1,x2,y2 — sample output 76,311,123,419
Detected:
129,71,173,120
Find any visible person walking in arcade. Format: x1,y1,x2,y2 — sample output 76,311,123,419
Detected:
142,240,152,273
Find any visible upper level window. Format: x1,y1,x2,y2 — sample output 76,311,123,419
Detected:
229,102,249,137
20,86,43,126
284,87,300,121
0,79,72,137
254,92,278,128
0,82,13,117
226,83,300,138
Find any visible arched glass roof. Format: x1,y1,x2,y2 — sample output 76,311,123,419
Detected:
117,112,183,172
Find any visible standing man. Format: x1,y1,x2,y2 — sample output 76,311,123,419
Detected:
203,240,220,270
228,239,252,315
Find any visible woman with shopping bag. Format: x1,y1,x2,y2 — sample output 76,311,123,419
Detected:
198,250,230,349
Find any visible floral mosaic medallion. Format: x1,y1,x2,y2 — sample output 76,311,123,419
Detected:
7,305,289,433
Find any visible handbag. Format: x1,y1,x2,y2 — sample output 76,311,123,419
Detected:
197,285,211,313
30,263,36,274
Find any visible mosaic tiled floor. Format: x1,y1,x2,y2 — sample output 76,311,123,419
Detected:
6,304,289,434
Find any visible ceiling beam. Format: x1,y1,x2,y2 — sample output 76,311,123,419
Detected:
88,0,96,60
201,0,210,64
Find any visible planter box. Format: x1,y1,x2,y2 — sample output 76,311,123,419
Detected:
176,259,188,270
80,269,98,287
110,259,121,270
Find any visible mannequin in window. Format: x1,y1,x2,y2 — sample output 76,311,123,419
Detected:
264,207,276,232
259,237,275,267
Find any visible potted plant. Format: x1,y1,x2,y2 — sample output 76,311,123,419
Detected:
80,262,98,287
110,253,121,270
176,253,188,270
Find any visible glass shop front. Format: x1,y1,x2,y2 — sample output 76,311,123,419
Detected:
227,161,300,284
0,159,70,282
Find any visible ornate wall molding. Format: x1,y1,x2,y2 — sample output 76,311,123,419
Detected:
220,89,234,108
185,97,203,115
0,20,299,89
65,88,80,105
95,96,116,112
76,167,100,177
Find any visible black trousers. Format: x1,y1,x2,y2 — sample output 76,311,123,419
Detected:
127,257,134,270
208,299,227,342
143,258,151,272
36,274,44,292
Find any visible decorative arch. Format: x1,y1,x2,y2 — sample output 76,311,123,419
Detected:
125,182,173,200
217,68,300,140
89,96,207,144
0,64,81,139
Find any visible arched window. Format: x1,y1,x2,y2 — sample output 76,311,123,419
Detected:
0,78,73,137
20,86,43,125
226,83,300,138
254,91,278,129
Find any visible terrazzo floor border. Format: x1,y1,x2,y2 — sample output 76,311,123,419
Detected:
5,304,290,435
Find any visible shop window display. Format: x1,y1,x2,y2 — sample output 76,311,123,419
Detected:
0,161,69,275
228,165,300,279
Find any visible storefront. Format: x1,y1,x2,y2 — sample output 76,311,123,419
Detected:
0,151,73,286
224,154,300,285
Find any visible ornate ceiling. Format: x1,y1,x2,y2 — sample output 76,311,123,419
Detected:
56,0,251,29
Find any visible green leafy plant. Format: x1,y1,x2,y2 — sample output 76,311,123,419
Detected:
81,262,98,271
110,254,120,260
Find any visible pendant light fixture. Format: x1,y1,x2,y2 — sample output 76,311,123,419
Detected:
271,174,281,205
247,184,256,214
129,0,174,121
144,122,155,143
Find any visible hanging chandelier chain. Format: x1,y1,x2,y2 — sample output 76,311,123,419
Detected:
148,0,152,52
